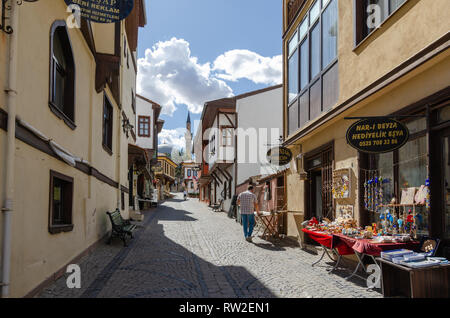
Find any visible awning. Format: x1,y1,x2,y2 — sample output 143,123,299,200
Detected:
128,144,149,169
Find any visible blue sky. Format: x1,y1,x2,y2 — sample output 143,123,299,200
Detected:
136,0,283,150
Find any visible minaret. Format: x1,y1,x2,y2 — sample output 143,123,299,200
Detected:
184,112,192,160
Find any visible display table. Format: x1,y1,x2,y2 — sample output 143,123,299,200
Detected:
255,212,279,239
332,234,420,282
376,258,450,298
302,229,354,272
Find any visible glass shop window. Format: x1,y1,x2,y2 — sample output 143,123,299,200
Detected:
365,118,429,236
398,136,429,236
366,152,394,226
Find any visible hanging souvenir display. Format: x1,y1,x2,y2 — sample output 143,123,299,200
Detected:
425,177,431,210
332,169,351,199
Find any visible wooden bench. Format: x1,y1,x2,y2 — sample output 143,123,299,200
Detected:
212,199,224,212
106,209,137,247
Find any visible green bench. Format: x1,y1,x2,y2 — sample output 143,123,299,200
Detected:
106,209,137,247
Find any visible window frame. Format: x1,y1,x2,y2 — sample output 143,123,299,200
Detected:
354,0,409,47
138,115,151,137
49,20,76,130
48,170,74,234
287,0,339,135
102,93,114,155
220,126,234,147
131,89,136,114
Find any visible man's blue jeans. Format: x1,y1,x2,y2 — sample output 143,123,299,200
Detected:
241,214,255,238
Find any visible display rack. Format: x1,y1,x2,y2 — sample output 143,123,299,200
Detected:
378,203,426,239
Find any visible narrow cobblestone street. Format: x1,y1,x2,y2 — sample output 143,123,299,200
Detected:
39,194,382,298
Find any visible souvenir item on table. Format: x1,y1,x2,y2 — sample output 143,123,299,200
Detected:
427,257,449,264
380,249,414,261
372,223,378,235
403,253,426,262
309,217,319,226
400,187,417,205
400,258,442,268
393,234,412,243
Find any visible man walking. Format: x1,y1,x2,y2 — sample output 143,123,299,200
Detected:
237,185,260,242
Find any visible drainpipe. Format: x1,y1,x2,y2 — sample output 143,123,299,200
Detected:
1,0,19,298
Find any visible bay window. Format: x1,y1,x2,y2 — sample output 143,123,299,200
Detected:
287,0,339,136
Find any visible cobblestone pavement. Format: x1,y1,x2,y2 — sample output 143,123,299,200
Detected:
38,194,382,298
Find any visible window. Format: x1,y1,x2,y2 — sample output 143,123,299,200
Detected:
310,23,321,79
187,169,191,177
363,117,428,236
49,21,75,128
355,0,407,45
49,171,74,234
221,127,233,146
210,134,216,155
138,116,150,137
288,49,299,103
322,0,338,68
300,40,309,90
131,90,136,114
223,182,227,199
102,94,113,153
287,0,339,135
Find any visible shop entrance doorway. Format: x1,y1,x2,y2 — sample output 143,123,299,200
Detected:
304,143,334,244
310,169,323,220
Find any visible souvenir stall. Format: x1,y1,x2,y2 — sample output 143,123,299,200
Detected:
302,117,450,295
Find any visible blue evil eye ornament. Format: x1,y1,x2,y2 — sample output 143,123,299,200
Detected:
425,178,430,187
388,214,394,223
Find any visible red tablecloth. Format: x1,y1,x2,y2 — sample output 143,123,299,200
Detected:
333,233,420,256
302,229,354,255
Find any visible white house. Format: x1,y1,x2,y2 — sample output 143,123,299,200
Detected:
235,85,284,187
181,160,200,195
135,94,163,204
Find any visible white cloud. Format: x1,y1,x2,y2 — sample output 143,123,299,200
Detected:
213,50,282,85
158,128,186,151
137,38,234,116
